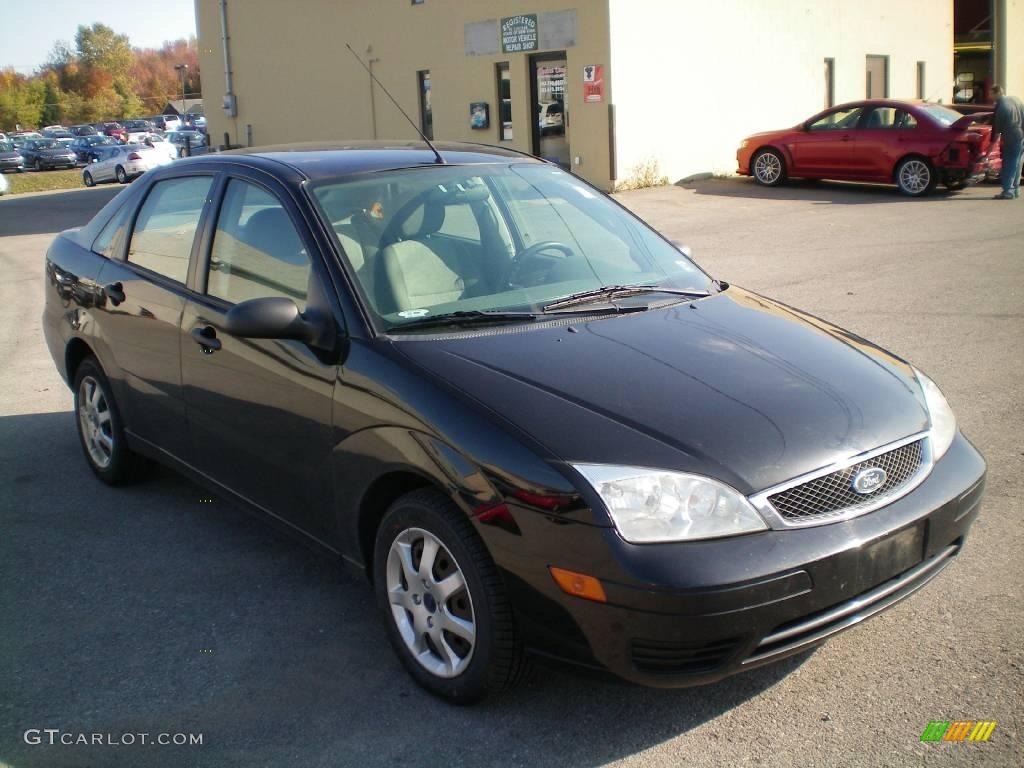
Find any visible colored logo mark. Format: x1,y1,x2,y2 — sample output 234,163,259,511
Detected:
920,720,996,742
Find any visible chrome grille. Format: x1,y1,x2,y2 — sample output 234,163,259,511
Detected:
767,440,925,523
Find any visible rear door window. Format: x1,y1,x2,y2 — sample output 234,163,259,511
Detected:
127,176,213,283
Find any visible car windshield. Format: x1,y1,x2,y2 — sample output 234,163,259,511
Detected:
0,141,13,151
89,136,115,145
919,104,964,127
34,139,60,149
310,163,712,330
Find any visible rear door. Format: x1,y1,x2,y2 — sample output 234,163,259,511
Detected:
790,106,862,176
93,172,216,460
179,171,340,540
853,106,919,178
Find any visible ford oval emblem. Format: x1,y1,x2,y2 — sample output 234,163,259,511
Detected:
851,467,887,495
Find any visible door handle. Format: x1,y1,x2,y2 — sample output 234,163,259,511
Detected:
190,325,222,353
103,281,125,306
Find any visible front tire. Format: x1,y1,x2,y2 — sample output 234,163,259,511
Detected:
34,159,43,172
73,357,149,485
115,165,128,184
83,171,95,187
896,157,936,196
373,488,526,703
751,148,787,187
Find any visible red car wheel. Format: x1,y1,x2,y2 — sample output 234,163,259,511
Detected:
752,149,787,187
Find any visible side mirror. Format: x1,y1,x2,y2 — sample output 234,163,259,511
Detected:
671,241,693,258
223,297,319,343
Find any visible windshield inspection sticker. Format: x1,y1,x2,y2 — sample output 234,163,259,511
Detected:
398,309,430,318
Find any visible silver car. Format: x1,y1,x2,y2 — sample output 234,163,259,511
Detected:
82,144,175,186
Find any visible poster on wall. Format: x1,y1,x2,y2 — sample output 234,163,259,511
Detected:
470,102,490,129
501,15,538,53
583,65,604,103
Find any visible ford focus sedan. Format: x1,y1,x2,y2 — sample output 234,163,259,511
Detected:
737,99,992,195
43,142,985,702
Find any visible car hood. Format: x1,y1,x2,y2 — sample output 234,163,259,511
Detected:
34,148,74,156
395,287,928,495
743,127,797,144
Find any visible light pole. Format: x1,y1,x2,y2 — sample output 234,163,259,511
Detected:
174,64,189,117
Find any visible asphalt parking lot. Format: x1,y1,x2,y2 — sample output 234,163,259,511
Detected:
1,178,1021,768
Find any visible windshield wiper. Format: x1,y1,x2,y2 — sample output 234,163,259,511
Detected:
542,284,712,312
388,310,539,332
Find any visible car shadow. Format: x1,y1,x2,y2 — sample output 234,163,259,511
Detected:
1,409,815,768
677,176,985,205
0,187,121,236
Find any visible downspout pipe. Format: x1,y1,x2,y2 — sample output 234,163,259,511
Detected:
220,0,237,118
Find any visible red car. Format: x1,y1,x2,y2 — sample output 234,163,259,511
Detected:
101,122,128,142
949,104,1000,181
737,99,992,196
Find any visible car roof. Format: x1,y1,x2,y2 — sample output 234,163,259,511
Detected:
221,140,539,179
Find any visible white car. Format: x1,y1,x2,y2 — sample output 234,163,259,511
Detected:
139,133,178,162
82,144,174,186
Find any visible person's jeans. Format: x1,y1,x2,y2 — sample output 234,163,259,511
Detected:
1000,139,1024,197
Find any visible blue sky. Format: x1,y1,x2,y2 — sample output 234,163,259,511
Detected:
1,0,197,73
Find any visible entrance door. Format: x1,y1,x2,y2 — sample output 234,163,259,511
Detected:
530,53,569,167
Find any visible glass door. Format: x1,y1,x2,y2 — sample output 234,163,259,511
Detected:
530,53,569,167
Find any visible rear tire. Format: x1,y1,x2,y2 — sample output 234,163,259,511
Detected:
73,357,150,485
751,148,787,187
115,165,128,184
895,156,937,196
373,488,527,703
83,171,95,187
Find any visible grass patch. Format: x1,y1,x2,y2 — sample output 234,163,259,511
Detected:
5,168,85,195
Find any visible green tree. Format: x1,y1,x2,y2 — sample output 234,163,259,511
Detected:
75,23,132,77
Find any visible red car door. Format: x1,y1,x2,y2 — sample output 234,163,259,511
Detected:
790,106,862,176
853,107,918,180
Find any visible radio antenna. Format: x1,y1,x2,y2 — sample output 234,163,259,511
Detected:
346,43,446,164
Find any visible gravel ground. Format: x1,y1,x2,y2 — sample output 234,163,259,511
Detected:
0,178,1021,768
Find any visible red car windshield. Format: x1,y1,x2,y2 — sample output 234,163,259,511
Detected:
919,105,964,127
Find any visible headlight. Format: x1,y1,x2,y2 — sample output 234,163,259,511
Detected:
572,465,767,543
739,139,750,149
913,368,957,460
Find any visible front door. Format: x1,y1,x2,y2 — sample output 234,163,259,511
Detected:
180,173,339,541
530,53,570,167
791,106,862,176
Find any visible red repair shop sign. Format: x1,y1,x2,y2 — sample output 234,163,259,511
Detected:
583,65,604,103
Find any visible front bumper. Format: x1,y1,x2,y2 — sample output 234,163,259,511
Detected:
489,433,985,687
0,158,23,171
35,156,77,168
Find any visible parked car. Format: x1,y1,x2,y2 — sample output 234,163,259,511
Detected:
164,129,208,156
70,124,100,137
70,135,118,164
10,131,42,149
156,114,182,132
948,104,1000,181
0,140,25,172
82,143,175,186
42,128,76,146
737,99,993,195
138,133,178,162
101,122,128,142
19,138,78,171
182,113,207,131
42,143,985,703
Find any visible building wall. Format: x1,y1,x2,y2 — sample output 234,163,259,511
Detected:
999,0,1024,94
608,0,954,184
195,0,614,188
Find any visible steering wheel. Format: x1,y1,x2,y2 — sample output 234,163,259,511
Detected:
507,241,575,287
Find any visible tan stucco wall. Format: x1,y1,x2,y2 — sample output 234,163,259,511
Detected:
608,0,955,184
999,0,1024,94
195,0,614,188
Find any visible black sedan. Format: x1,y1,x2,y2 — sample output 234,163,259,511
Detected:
19,138,78,171
0,139,25,172
42,142,985,702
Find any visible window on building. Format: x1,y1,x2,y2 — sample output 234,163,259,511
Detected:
207,179,311,308
127,176,213,283
496,62,513,141
866,55,889,98
916,61,926,99
417,70,433,140
824,58,835,108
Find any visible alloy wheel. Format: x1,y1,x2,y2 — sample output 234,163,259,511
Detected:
754,152,782,185
899,159,931,195
385,527,476,678
77,376,114,469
